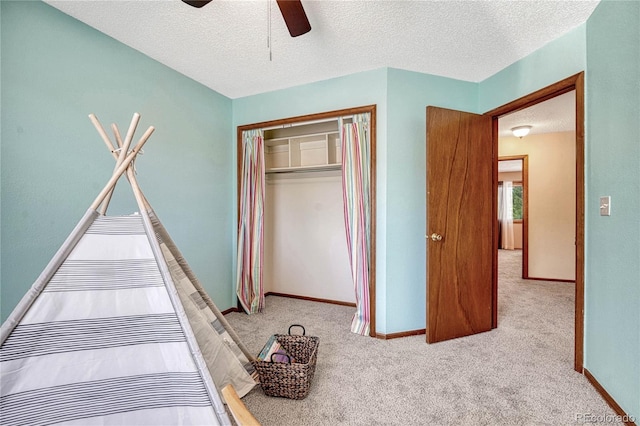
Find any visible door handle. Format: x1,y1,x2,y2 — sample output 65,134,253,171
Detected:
430,233,443,242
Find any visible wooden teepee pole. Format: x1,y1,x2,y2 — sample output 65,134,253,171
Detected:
111,122,153,212
88,113,140,214
89,124,154,211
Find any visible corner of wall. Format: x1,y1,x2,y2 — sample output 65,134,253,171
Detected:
478,23,587,112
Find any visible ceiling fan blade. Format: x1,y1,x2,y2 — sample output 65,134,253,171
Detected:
276,0,311,37
182,0,212,8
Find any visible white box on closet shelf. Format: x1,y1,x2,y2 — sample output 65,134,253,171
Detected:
295,136,328,167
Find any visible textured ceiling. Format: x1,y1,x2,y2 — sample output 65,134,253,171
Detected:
498,90,576,137
45,0,599,99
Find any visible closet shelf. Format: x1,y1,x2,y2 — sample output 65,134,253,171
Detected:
265,130,339,143
264,123,342,172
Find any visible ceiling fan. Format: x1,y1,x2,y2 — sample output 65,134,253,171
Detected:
182,0,312,37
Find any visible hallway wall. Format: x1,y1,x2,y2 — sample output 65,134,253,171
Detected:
500,132,576,281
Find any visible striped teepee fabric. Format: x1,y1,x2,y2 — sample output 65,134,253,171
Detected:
0,214,229,425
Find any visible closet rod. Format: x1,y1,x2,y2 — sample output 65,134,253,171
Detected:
266,164,342,174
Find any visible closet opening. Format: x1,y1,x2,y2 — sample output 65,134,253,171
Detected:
236,105,377,337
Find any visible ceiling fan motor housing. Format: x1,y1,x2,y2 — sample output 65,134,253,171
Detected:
181,0,311,37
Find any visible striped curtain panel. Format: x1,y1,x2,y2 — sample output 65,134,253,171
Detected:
341,114,371,336
236,129,266,314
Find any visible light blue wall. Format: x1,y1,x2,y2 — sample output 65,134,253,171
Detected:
385,68,477,333
585,0,640,419
0,1,234,321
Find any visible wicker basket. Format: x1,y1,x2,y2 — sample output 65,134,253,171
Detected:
253,325,319,400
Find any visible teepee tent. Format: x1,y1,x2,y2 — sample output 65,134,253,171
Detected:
0,113,257,426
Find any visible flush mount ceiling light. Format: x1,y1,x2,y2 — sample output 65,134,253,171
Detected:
511,125,532,138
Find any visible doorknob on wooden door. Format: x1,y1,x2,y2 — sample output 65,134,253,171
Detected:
430,233,443,242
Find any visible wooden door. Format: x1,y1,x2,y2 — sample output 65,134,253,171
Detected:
426,106,493,343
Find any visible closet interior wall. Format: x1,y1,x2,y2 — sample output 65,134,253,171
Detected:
263,118,355,304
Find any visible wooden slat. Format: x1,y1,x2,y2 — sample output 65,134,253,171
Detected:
221,385,261,426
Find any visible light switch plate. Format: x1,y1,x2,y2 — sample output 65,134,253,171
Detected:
600,196,611,216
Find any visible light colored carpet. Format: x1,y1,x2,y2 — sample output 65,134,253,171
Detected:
226,250,615,425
